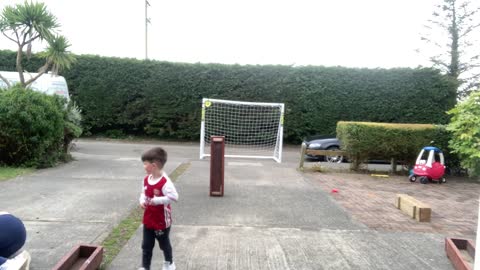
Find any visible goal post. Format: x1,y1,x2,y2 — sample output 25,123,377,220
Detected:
200,98,285,163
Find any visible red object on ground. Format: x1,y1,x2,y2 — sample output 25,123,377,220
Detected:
331,188,338,193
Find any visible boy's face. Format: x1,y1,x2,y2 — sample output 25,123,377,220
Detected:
143,161,158,175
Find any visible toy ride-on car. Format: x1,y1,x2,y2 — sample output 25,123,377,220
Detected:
409,146,446,184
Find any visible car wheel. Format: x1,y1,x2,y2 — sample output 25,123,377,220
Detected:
441,177,446,183
420,176,428,184
409,175,417,182
325,146,343,163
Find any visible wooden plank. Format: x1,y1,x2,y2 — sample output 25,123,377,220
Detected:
305,149,348,156
415,202,432,222
395,194,431,222
394,194,407,209
399,195,417,219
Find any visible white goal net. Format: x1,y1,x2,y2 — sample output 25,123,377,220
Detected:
199,98,285,163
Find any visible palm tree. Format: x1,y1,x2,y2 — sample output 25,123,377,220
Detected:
0,1,75,88
24,35,76,86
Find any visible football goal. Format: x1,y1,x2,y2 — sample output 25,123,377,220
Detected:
199,98,285,163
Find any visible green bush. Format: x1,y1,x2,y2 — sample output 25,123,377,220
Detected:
337,121,458,170
63,100,83,153
104,129,126,139
447,91,480,177
0,86,64,167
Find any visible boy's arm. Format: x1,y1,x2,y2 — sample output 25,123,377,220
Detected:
150,180,178,205
139,180,146,205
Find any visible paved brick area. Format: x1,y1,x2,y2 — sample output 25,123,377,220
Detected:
304,172,479,240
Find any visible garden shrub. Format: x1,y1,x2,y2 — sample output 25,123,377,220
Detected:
337,121,458,171
447,91,480,177
0,86,64,167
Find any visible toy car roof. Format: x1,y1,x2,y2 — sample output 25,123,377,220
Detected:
423,146,443,153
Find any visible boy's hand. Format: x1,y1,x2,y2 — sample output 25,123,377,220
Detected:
140,197,152,208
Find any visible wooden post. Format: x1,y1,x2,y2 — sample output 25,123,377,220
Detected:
210,136,225,196
299,142,306,170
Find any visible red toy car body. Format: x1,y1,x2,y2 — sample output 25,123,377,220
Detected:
409,146,446,184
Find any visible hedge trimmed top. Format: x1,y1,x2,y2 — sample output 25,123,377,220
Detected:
339,121,435,130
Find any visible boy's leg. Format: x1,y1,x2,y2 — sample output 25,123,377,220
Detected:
142,226,156,269
155,227,173,263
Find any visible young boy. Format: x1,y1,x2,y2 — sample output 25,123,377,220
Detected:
138,147,178,270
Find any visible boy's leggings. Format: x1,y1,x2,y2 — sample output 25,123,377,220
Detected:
142,226,172,269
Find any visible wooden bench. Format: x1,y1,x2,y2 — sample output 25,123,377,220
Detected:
395,194,431,222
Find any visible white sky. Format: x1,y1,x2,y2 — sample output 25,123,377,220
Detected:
0,0,476,68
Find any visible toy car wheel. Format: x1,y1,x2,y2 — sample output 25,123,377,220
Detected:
420,176,428,184
409,175,417,182
441,177,446,183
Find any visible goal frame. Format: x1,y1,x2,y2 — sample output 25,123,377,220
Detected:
199,98,285,163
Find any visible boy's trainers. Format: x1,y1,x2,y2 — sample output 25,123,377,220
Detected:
162,261,176,270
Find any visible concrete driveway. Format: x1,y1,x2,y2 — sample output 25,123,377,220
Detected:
0,140,192,269
0,140,455,269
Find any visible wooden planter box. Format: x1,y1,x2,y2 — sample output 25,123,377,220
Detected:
445,238,475,270
52,244,103,270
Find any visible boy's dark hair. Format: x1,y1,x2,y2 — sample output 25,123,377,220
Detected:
141,147,167,167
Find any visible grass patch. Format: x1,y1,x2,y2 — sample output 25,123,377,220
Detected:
169,162,190,182
100,206,143,268
100,162,191,269
0,167,33,181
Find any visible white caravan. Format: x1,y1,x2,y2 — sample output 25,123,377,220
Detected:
0,71,69,100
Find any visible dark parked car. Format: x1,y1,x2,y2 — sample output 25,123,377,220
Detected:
303,135,344,163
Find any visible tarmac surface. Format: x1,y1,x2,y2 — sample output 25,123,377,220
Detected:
0,139,456,269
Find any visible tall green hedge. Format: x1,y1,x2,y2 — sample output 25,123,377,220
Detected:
0,50,457,143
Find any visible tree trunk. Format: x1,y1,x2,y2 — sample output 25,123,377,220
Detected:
0,74,11,88
24,61,51,87
16,45,25,87
350,153,361,171
390,158,397,174
449,1,460,80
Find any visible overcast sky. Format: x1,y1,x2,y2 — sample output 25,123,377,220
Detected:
0,0,477,69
